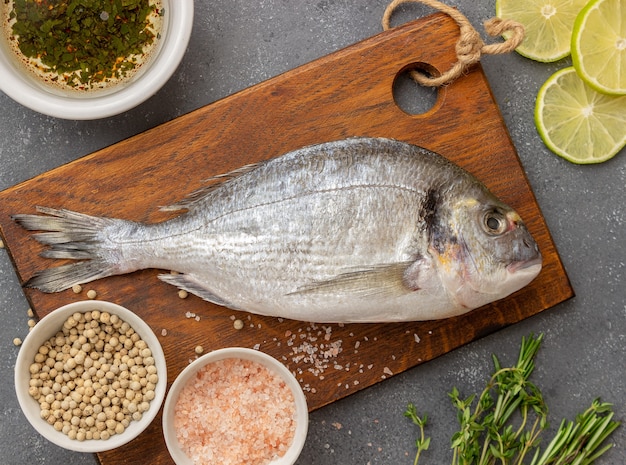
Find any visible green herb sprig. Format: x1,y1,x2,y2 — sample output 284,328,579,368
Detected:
405,403,430,465
404,334,620,465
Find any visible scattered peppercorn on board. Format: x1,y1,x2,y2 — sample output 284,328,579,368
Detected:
0,14,572,465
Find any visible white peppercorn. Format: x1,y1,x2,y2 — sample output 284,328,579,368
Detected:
28,311,158,441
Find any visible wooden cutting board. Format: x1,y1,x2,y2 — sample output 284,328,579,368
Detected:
0,13,572,465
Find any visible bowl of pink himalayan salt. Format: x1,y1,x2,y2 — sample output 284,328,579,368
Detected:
162,347,308,465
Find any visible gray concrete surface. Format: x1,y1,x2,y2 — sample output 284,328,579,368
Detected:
1,1,625,464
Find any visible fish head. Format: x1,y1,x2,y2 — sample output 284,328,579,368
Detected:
430,191,542,312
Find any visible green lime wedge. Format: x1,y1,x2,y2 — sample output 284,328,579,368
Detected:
572,0,626,95
535,67,626,163
496,0,589,62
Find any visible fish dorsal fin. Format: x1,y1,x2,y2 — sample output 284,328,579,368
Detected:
159,162,262,212
289,261,424,299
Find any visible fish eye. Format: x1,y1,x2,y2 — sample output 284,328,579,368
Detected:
482,210,508,235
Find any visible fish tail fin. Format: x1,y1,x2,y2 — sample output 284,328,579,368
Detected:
12,206,134,293
23,261,118,293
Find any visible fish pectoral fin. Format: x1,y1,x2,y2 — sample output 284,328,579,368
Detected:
158,273,239,309
403,256,438,291
289,261,417,298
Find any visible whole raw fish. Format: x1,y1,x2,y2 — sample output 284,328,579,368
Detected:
13,137,541,322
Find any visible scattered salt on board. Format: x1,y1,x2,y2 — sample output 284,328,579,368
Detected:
173,358,297,465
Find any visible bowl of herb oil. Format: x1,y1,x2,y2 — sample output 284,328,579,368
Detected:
0,0,193,120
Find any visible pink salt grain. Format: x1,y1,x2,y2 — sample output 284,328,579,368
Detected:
173,358,297,465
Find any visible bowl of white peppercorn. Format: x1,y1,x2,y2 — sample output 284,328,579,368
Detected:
14,300,167,453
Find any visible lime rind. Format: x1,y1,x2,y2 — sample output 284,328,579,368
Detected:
572,0,626,95
535,67,626,164
496,0,589,62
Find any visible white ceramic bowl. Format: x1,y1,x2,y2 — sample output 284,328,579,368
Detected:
163,348,309,465
14,300,167,453
0,0,193,119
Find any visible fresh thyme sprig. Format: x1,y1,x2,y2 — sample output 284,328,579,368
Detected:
405,403,430,465
404,334,620,465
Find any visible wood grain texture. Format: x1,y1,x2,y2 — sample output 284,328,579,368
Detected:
0,14,572,465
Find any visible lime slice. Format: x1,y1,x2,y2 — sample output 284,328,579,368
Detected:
535,67,626,164
496,0,589,62
572,0,626,95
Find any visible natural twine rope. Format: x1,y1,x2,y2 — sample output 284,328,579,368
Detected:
382,0,525,86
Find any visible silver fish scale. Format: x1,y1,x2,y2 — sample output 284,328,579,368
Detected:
147,184,426,289
118,139,435,285
181,138,456,224
126,139,467,310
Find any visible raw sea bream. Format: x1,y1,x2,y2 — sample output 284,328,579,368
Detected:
13,137,541,323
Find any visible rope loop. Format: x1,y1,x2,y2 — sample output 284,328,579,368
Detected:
382,0,525,86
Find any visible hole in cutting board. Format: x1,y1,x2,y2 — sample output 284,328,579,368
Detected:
393,63,439,116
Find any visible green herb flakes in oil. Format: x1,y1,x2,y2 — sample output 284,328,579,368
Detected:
3,0,163,90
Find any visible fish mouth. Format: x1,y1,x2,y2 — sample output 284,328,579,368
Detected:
507,255,542,274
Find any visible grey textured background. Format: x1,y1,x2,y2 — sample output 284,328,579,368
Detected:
1,1,624,464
